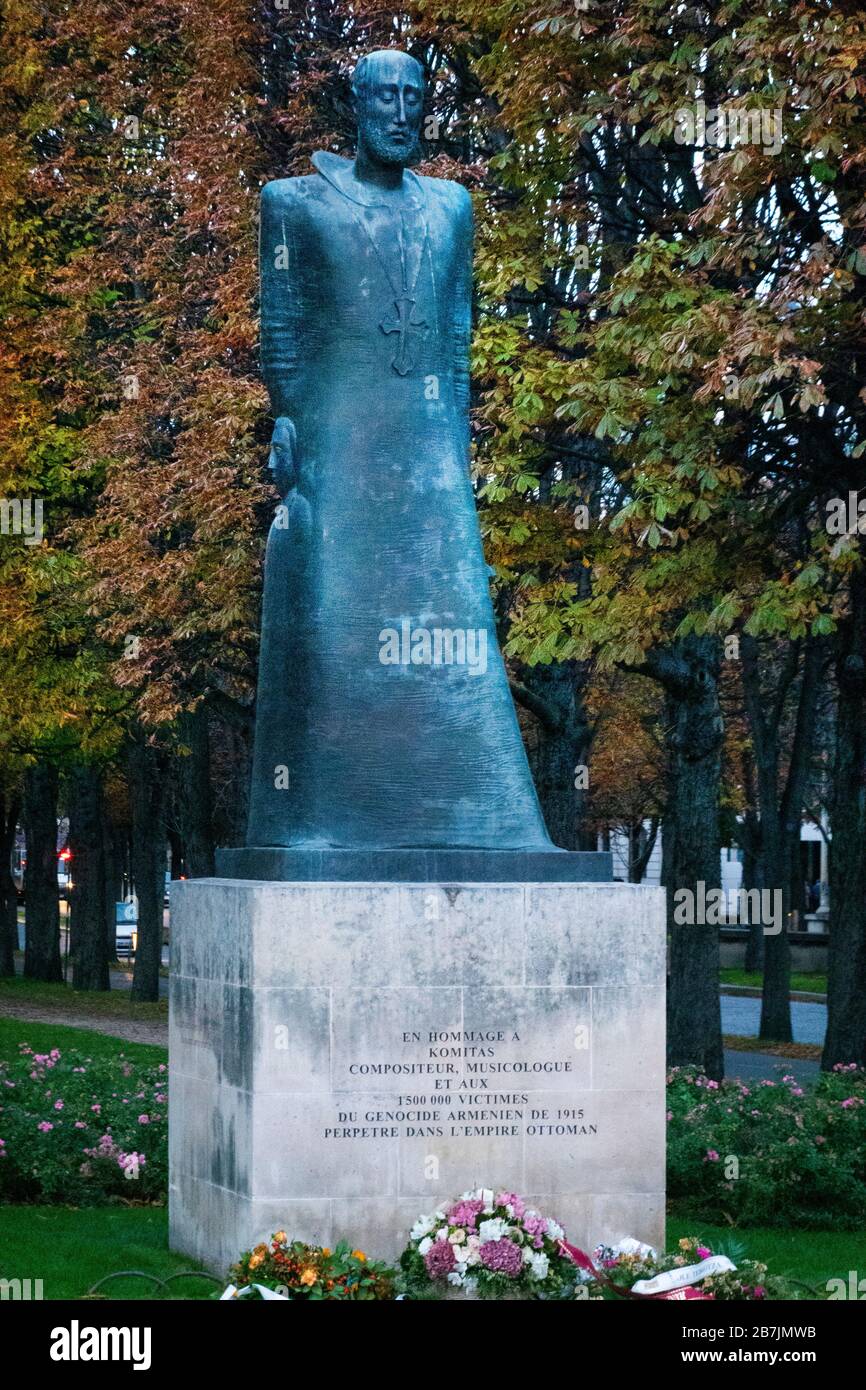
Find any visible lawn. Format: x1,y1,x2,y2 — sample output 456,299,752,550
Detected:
0,1206,217,1301
0,972,167,1024
1,1206,861,1299
0,1014,167,1067
720,968,827,996
665,1217,866,1299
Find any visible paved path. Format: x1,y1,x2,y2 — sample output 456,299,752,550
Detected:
722,993,826,1045
0,997,167,1047
723,1049,820,1085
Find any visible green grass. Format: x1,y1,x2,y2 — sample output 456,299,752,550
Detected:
720,968,827,995
1,1206,860,1300
0,1015,167,1067
0,973,167,1021
0,1207,218,1301
666,1215,866,1297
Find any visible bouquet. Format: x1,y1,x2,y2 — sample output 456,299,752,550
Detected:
227,1232,396,1300
576,1235,804,1301
400,1188,580,1299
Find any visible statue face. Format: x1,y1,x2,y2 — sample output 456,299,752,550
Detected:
355,51,424,168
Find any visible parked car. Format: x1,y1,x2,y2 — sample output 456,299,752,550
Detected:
115,900,138,959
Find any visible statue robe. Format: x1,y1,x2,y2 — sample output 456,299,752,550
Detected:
247,151,554,850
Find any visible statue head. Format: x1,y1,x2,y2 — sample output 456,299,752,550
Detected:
351,49,425,169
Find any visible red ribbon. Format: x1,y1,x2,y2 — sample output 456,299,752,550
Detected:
558,1240,714,1300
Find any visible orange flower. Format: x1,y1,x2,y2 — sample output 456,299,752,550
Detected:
249,1252,265,1269
322,1247,330,1257
352,1250,367,1262
272,1230,287,1244
299,1267,317,1287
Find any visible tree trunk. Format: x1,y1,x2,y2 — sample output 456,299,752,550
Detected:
167,826,184,880
128,739,168,1003
739,753,764,973
23,762,62,982
175,705,215,876
648,637,724,1078
103,816,123,962
0,791,21,976
627,816,659,883
742,635,825,1042
68,765,110,991
514,661,593,849
824,567,866,1068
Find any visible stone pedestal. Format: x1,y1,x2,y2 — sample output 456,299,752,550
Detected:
168,878,666,1274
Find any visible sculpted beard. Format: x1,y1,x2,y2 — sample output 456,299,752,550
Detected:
362,116,419,167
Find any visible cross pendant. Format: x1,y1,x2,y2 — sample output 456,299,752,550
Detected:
380,296,428,377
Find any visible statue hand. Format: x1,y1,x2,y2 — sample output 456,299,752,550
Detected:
268,416,298,500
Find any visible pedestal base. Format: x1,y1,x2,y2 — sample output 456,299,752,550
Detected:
169,878,666,1274
216,846,612,882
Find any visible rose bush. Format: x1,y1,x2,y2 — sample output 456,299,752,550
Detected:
667,1064,866,1228
0,1044,167,1204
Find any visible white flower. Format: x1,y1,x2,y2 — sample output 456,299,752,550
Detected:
447,1271,464,1287
529,1252,550,1281
479,1217,506,1242
481,1188,494,1210
522,1246,534,1265
613,1237,656,1260
454,1244,470,1264
410,1215,434,1241
449,1228,466,1245
418,1237,433,1256
435,1226,450,1242
546,1219,565,1241
434,1210,447,1222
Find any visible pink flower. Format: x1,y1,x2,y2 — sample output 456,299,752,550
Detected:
494,1191,526,1219
479,1238,523,1277
90,1104,101,1114
138,1114,150,1125
424,1240,456,1280
704,1149,719,1162
697,1246,712,1260
54,1099,64,1111
74,1121,86,1129
446,1199,484,1229
37,1121,53,1133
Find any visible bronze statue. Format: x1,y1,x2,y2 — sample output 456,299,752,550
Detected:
246,49,555,854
